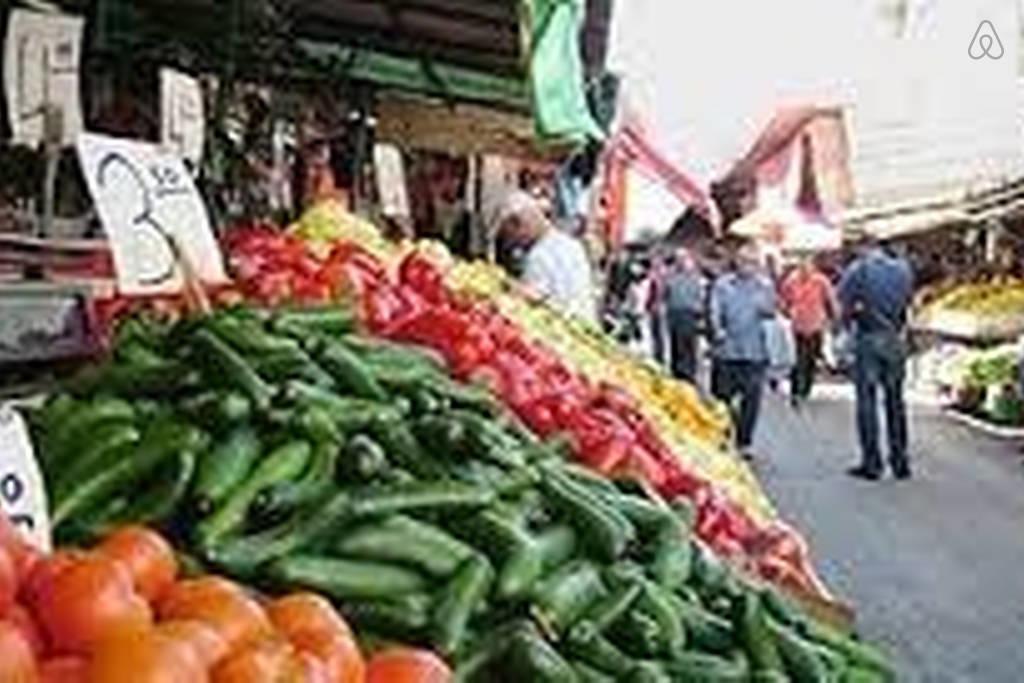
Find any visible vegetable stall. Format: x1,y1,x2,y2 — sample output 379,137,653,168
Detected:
0,3,896,682
9,308,892,682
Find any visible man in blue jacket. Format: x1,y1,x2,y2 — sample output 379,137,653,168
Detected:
710,242,776,460
839,237,915,481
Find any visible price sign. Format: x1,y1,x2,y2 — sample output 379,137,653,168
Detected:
76,132,227,295
161,68,205,167
373,143,411,218
3,9,84,147
0,405,51,553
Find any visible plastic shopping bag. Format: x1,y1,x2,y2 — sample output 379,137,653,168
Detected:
763,314,796,371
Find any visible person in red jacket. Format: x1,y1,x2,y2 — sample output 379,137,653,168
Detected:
780,254,838,408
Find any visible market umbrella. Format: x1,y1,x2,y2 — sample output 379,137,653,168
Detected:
729,204,841,252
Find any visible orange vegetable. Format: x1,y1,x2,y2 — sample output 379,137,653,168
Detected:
0,514,41,585
29,552,152,656
97,527,178,603
288,629,364,683
366,648,452,683
156,620,229,670
38,657,87,683
86,627,207,683
7,604,45,657
158,579,271,656
0,620,39,683
211,638,308,683
0,546,15,617
266,593,352,642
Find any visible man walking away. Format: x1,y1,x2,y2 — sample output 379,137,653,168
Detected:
781,255,838,408
710,242,776,460
839,238,914,481
664,248,707,382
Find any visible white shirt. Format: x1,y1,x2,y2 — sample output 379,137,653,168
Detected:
523,230,596,322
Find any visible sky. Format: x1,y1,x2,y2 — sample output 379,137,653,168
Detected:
607,0,1021,203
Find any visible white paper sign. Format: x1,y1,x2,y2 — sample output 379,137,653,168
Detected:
3,9,84,147
0,405,51,553
161,68,205,167
373,143,411,218
76,132,227,295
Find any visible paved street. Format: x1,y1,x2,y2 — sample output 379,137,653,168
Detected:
753,388,1024,682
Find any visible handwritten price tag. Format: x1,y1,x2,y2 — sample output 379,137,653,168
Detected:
76,132,227,295
0,404,51,552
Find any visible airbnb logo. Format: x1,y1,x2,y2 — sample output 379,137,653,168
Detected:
968,20,1004,60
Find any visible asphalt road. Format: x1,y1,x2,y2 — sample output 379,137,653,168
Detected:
753,388,1024,683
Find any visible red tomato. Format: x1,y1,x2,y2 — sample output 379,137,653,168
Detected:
288,629,364,683
365,648,451,683
97,526,178,603
0,620,38,683
156,620,229,670
30,552,153,656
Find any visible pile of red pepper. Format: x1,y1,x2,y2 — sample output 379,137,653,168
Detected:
223,232,826,597
222,226,336,306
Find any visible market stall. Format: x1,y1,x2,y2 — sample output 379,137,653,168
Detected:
0,202,897,681
0,3,899,682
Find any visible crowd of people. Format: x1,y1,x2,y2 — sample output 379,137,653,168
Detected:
492,191,917,482
639,237,914,479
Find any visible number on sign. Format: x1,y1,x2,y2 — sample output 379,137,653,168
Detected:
97,151,177,286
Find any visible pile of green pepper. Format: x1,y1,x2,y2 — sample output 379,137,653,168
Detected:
32,305,895,682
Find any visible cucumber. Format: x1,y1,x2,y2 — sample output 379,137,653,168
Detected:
312,340,389,401
50,422,141,502
663,653,751,683
771,622,832,683
531,560,607,633
507,624,580,682
337,434,390,482
433,554,494,655
191,328,275,411
565,621,634,677
196,440,311,545
334,515,475,578
350,481,495,518
340,592,433,640
270,555,428,600
193,427,262,513
52,419,206,530
47,397,135,466
734,592,785,675
540,465,636,562
112,449,197,527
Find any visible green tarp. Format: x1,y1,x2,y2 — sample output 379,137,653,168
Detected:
524,0,605,143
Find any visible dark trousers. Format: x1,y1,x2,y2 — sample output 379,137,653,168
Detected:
650,312,667,367
712,360,767,450
853,331,909,474
667,310,700,383
791,331,823,400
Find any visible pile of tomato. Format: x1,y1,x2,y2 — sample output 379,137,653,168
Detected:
0,516,449,683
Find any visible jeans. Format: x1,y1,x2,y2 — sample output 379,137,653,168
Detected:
791,331,823,400
667,310,700,383
712,360,767,450
853,331,909,473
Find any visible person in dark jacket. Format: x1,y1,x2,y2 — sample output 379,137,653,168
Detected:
839,238,915,481
663,248,707,383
